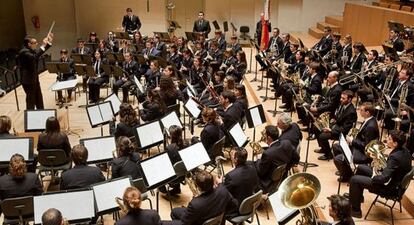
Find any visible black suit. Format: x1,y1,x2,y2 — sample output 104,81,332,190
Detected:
71,46,92,55
317,83,343,115
224,162,259,209
316,103,357,157
255,139,298,193
384,80,414,130
296,74,323,125
313,35,333,57
333,117,379,180
110,121,136,139
255,20,271,47
113,60,139,103
193,19,211,37
18,44,51,109
0,173,42,200
171,184,237,225
57,58,76,99
111,153,142,180
140,101,165,122
201,123,223,160
88,58,109,102
392,38,405,52
279,123,303,148
61,165,105,190
217,104,242,134
37,132,72,159
116,208,162,225
348,53,366,73
267,36,283,55
349,147,412,212
122,15,142,34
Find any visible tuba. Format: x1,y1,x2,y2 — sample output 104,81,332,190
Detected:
278,173,321,225
365,140,387,176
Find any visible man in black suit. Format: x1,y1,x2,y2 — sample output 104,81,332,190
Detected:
18,33,53,109
315,90,357,160
275,33,292,62
312,26,333,57
193,11,211,38
338,34,353,68
310,71,343,116
255,13,271,47
333,102,379,182
122,8,142,34
56,49,76,103
267,28,283,56
113,52,139,103
255,125,298,193
142,40,162,58
71,38,92,55
154,35,167,58
357,50,379,103
326,194,355,225
213,30,227,51
221,149,259,210
349,130,412,218
229,35,242,53
61,145,105,190
88,50,108,103
216,91,242,133
389,29,405,52
170,170,237,225
277,113,303,149
347,42,366,74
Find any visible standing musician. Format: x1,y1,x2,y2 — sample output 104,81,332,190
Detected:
325,194,355,225
228,35,242,53
255,125,298,193
56,49,75,103
255,13,271,47
314,90,357,160
88,50,108,104
113,52,139,103
18,33,53,110
169,170,237,225
312,26,333,57
333,102,379,182
349,130,412,218
115,187,162,225
122,8,142,34
111,136,142,180
193,11,211,38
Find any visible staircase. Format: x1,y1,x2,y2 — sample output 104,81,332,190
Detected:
308,15,343,39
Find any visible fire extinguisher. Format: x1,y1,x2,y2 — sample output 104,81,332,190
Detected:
31,16,40,29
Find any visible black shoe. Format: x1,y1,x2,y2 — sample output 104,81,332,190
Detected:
351,209,362,218
283,108,294,112
318,155,333,160
337,176,350,182
335,171,341,176
307,134,316,140
313,149,323,153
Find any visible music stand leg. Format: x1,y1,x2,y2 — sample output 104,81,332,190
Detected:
11,71,20,111
251,127,256,161
250,60,258,82
267,95,282,116
299,121,318,172
247,46,253,73
260,75,269,101
63,92,83,137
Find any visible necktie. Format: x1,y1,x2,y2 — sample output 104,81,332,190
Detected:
199,20,202,27
95,60,100,75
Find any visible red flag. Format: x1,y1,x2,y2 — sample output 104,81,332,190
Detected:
260,15,269,51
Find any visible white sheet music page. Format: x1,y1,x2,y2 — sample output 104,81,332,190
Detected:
161,111,182,130
134,76,144,93
26,110,55,130
92,177,131,212
99,102,114,123
104,94,121,114
50,79,78,91
137,121,164,148
141,153,175,187
185,98,201,118
268,191,297,223
339,134,353,165
87,105,102,126
179,142,211,171
0,138,30,161
250,106,263,127
229,123,248,147
83,136,116,162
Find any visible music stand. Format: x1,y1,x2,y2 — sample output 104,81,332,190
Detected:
300,107,319,172
178,142,211,171
268,191,300,225
0,137,34,170
71,54,92,66
184,98,201,134
74,65,95,108
104,93,122,115
134,120,164,154
24,109,56,132
223,21,229,32
337,134,354,194
80,136,116,164
185,32,197,42
138,152,176,189
91,176,132,215
86,101,114,136
245,104,266,143
114,32,131,40
212,20,220,30
229,123,249,147
34,189,95,224
85,42,98,52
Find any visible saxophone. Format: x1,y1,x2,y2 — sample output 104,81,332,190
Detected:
365,140,387,176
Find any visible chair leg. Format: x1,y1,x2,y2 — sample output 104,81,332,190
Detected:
264,199,269,220
256,212,261,225
364,195,379,220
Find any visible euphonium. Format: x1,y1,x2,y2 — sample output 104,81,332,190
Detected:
314,112,331,131
249,129,267,156
365,140,387,176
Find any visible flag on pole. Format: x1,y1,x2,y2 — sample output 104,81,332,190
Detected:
260,0,271,51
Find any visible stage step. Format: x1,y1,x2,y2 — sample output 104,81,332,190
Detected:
308,27,324,39
317,21,340,33
325,15,343,27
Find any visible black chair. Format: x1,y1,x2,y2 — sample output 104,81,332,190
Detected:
166,103,181,117
202,213,224,225
264,163,287,219
364,167,414,225
1,196,34,225
205,136,226,172
37,149,72,186
227,190,263,225
132,178,153,209
239,26,250,40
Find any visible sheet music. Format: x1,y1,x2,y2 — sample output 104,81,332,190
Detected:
34,190,95,224
92,177,131,213
186,80,197,96
184,98,201,118
140,153,176,187
229,123,248,147
250,106,263,127
86,105,102,126
104,94,122,114
136,121,164,148
339,134,353,165
0,138,30,161
268,191,298,223
99,102,114,122
161,111,182,131
179,142,211,171
134,76,144,93
49,79,78,91
25,110,56,131
82,136,116,163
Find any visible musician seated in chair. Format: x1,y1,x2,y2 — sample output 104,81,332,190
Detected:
42,208,64,225
88,50,108,103
314,90,357,160
356,50,379,103
277,113,302,149
311,26,333,57
322,194,355,225
169,170,237,225
227,50,247,83
110,103,139,139
145,60,162,91
348,130,412,218
333,102,379,182
112,52,139,103
255,125,298,193
115,187,162,225
111,136,142,180
309,71,343,116
216,91,243,134
60,145,105,190
199,108,224,160
56,49,75,103
140,89,166,122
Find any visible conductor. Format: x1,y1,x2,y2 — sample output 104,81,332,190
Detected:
193,11,211,38
122,8,142,34
18,33,53,109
